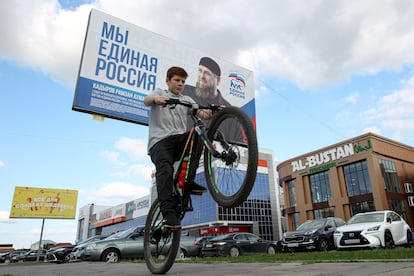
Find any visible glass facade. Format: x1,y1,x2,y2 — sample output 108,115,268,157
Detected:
389,199,408,222
349,200,375,216
379,159,401,193
182,170,275,240
314,207,334,219
287,179,296,206
344,160,372,196
291,213,299,230
309,171,332,203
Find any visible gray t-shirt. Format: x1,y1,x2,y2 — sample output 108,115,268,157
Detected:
147,88,196,153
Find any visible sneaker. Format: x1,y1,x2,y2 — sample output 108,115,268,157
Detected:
163,211,181,230
190,182,207,195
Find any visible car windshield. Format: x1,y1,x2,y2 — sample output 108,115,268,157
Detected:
77,235,105,245
210,234,232,241
348,213,385,224
104,227,135,240
104,226,143,240
296,220,325,231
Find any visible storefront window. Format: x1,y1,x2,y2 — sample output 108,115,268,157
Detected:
314,207,335,219
291,212,299,230
389,199,408,222
287,179,296,207
349,200,375,216
379,159,401,193
309,171,332,203
343,160,372,196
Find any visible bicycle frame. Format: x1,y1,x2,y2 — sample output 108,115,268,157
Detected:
172,106,221,217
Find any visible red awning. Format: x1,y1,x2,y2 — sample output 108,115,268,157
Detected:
94,216,126,228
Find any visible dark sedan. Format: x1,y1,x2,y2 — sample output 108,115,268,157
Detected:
0,251,27,264
13,249,47,262
46,245,75,263
202,232,277,257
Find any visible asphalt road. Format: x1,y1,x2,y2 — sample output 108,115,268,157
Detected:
1,261,414,276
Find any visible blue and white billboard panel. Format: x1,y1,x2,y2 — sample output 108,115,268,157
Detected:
73,9,255,126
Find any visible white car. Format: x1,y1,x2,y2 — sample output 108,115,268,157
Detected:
334,210,412,250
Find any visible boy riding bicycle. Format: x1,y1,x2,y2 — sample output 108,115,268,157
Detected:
144,66,213,229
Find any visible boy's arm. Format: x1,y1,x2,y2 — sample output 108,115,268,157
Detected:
144,94,166,106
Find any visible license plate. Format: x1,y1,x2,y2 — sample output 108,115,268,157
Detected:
344,239,360,244
287,243,299,248
205,244,212,248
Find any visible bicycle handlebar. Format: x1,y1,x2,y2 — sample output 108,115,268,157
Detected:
165,98,222,113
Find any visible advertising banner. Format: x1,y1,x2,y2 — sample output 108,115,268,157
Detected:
10,186,78,219
94,203,126,227
73,9,256,126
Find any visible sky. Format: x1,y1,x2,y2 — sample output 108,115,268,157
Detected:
1,0,414,249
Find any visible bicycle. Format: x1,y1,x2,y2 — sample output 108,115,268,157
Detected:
143,98,258,274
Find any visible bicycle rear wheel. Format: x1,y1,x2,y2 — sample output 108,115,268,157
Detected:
143,199,181,274
204,106,258,208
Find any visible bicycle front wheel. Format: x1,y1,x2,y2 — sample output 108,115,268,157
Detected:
204,106,258,208
143,199,181,274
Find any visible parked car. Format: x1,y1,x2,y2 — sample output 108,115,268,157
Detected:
69,235,109,262
82,226,145,262
334,210,413,250
202,232,277,257
0,251,27,264
282,217,345,252
13,249,47,262
46,244,75,263
176,236,198,258
194,236,214,257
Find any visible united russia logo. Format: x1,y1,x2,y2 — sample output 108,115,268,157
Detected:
228,72,246,99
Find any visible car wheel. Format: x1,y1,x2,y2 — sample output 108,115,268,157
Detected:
4,258,10,264
267,245,276,255
384,231,395,249
405,230,413,248
102,249,120,263
229,246,240,257
63,253,71,263
177,249,186,259
318,238,329,252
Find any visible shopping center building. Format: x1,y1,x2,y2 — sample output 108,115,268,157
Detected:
75,148,283,243
277,132,414,231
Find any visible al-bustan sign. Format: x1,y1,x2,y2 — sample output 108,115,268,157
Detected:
291,140,372,173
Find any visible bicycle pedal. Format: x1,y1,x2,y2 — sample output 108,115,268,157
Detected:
163,225,182,231
190,191,204,196
182,206,193,212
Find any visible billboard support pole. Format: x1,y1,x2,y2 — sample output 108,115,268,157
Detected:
36,218,45,262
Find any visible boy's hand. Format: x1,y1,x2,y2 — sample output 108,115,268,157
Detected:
153,96,167,106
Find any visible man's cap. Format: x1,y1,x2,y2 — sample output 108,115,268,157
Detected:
199,57,221,76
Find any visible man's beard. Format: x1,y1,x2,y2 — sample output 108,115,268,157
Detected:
195,82,215,99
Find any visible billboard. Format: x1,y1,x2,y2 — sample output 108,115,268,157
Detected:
10,186,78,219
72,9,256,126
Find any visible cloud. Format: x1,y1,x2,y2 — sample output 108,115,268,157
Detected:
2,0,414,90
101,136,153,180
0,210,14,223
344,92,360,104
0,160,4,169
82,181,149,205
115,137,148,161
360,74,414,141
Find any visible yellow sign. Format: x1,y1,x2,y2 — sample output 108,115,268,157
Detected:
10,186,78,219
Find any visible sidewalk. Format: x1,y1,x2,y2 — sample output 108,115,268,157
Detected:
1,261,414,276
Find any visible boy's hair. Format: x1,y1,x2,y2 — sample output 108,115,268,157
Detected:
166,66,188,80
